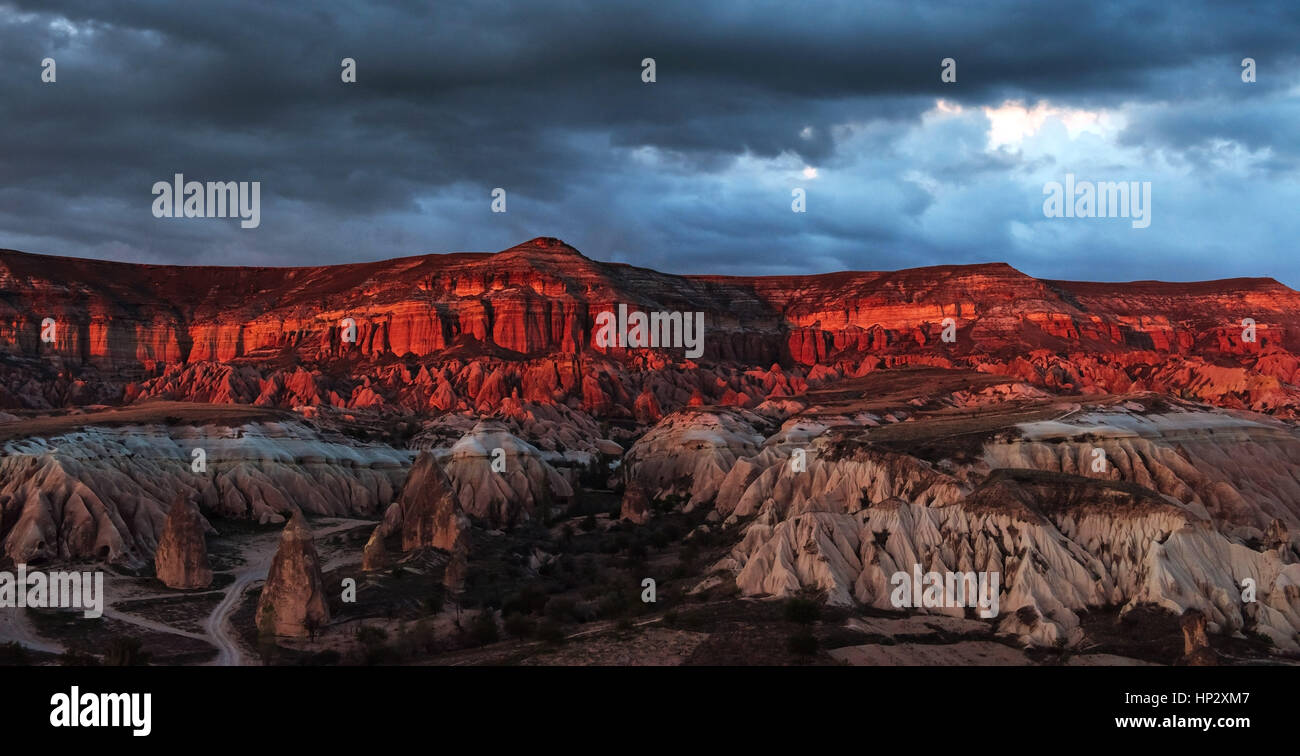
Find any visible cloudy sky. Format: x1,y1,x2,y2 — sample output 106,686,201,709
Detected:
1,1,1297,284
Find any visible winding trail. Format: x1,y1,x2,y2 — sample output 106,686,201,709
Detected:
204,560,268,666
204,518,372,666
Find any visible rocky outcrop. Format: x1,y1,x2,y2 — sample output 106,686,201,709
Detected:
397,452,469,553
648,392,1300,652
361,526,392,571
153,495,213,589
0,422,407,566
364,452,470,570
256,511,330,638
438,422,573,527
5,237,1300,421
1179,609,1219,666
620,481,652,524
620,409,768,509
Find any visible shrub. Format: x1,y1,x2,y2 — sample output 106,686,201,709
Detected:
0,641,30,665
784,597,821,625
58,649,100,666
103,636,151,666
544,596,578,623
598,591,629,619
502,584,549,616
470,610,499,646
504,613,536,639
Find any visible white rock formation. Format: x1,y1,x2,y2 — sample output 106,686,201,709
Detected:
0,421,407,565
620,409,767,509
675,402,1300,652
434,421,573,527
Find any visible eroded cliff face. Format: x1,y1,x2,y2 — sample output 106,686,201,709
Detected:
623,378,1300,652
5,238,1300,658
4,238,1300,419
0,421,406,566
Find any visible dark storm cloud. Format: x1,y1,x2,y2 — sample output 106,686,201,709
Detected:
0,0,1297,283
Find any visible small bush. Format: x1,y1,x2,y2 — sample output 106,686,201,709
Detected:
470,610,499,646
0,641,30,665
504,613,536,639
544,596,578,623
784,597,822,625
502,584,549,616
103,637,151,666
58,649,101,666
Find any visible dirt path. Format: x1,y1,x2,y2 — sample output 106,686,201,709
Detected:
205,518,372,666
204,561,266,666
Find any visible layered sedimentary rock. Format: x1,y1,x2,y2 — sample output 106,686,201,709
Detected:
0,421,407,566
0,414,579,567
435,421,573,527
256,511,330,637
636,384,1300,652
154,495,214,589
4,237,1300,420
620,410,769,509
5,237,1300,660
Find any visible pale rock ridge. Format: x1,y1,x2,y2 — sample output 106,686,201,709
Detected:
678,405,1300,651
436,421,573,527
988,410,1300,537
0,421,406,565
620,409,768,509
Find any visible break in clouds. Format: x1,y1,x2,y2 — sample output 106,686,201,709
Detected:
0,0,1298,283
